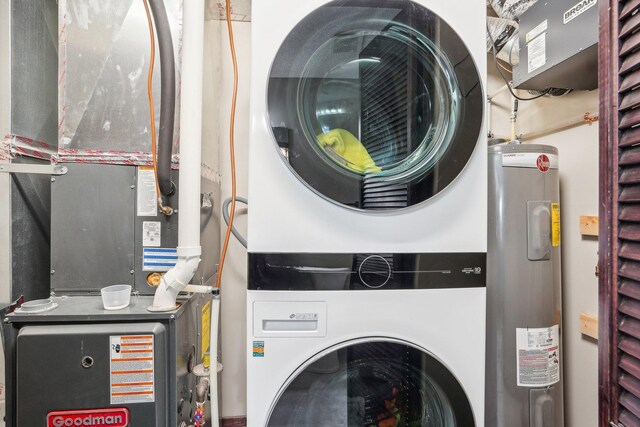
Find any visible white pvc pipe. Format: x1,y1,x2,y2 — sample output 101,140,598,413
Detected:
210,297,221,427
183,284,215,294
149,0,205,311
177,0,204,251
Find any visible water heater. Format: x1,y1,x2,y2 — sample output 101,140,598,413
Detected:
486,144,564,426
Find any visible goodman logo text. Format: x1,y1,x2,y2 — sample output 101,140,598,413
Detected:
563,0,597,24
47,408,129,427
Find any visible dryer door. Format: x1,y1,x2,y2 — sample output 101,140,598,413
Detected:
266,339,476,426
267,0,483,211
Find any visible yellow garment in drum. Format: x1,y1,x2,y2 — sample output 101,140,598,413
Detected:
317,129,381,173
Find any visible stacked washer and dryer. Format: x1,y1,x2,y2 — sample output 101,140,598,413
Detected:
247,0,486,425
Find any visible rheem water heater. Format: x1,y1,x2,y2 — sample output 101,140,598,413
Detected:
486,143,564,426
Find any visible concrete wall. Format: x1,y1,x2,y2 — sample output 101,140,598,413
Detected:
488,64,599,427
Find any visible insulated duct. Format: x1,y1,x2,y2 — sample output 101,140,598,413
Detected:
486,16,519,66
487,0,538,68
489,0,539,20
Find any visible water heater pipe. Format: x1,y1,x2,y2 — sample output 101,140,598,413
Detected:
150,0,204,311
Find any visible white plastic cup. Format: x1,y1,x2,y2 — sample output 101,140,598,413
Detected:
101,284,132,310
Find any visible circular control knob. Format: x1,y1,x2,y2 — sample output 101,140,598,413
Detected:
358,255,392,288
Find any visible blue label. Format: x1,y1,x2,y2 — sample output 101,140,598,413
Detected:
143,248,178,272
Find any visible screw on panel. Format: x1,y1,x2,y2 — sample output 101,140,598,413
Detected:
50,270,55,275
81,356,94,368
131,185,135,189
51,177,55,182
130,270,135,274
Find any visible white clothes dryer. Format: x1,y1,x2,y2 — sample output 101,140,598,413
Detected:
248,0,486,254
247,289,486,426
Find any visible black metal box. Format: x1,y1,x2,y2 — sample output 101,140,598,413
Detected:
3,294,210,426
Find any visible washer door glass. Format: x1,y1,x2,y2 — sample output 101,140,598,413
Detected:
267,0,483,211
267,340,475,426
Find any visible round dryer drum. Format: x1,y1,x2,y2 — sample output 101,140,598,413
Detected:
267,0,483,211
266,339,475,426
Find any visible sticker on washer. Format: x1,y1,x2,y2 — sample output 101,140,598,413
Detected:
110,335,155,404
142,221,161,247
528,31,547,73
502,152,559,169
142,247,178,272
137,167,157,217
516,325,560,387
253,341,264,357
551,203,561,247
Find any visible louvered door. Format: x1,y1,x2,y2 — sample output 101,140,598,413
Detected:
600,0,640,425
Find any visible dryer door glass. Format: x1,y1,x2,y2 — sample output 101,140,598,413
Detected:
266,340,476,426
267,0,483,211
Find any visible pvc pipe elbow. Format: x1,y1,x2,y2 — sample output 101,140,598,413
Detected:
149,254,201,311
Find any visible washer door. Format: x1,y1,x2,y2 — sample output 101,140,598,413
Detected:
267,0,483,211
267,339,475,426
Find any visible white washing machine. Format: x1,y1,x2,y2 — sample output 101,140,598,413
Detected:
247,0,486,425
248,0,486,254
247,289,486,426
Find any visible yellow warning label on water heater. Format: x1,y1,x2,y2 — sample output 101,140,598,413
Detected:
551,203,561,247
201,301,211,359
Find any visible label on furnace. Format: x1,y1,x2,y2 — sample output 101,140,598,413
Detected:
110,335,155,404
142,221,161,247
516,325,560,387
137,167,157,217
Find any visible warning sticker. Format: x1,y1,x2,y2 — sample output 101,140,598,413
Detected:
202,301,211,358
516,325,560,387
551,203,561,247
528,32,547,73
110,335,155,404
143,221,161,247
137,167,157,217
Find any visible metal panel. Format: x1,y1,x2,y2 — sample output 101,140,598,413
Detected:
133,167,179,295
10,157,52,302
16,323,166,425
175,293,209,425
513,0,598,90
133,171,220,294
486,144,564,427
4,295,208,426
58,0,182,153
11,0,58,145
51,164,135,293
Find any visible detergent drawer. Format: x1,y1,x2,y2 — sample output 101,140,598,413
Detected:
15,323,167,426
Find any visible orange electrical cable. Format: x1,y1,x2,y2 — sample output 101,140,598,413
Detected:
143,0,162,200
215,0,239,290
